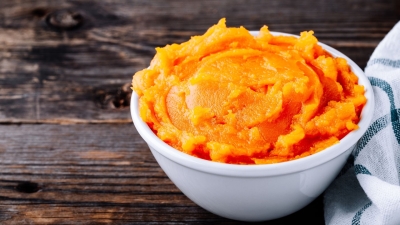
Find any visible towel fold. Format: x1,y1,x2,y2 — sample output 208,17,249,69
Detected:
324,21,400,225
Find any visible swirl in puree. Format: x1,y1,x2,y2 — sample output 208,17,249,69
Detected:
132,19,366,164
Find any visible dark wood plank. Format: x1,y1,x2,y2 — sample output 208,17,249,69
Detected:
0,0,399,123
1,0,399,224
0,124,324,224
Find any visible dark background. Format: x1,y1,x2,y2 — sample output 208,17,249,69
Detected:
0,0,399,224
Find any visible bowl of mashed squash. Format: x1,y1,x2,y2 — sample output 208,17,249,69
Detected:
130,19,374,221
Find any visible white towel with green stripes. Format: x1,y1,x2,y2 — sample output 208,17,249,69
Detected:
324,21,400,225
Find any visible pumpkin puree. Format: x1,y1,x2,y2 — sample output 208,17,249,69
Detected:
132,19,366,165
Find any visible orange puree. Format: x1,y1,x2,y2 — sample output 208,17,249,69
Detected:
132,19,366,165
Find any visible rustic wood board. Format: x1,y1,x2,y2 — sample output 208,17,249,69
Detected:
0,0,399,123
0,124,323,224
0,0,399,224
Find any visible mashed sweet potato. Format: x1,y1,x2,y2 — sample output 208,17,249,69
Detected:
132,19,366,165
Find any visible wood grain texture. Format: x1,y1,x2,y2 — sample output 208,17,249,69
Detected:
0,0,399,123
0,124,324,224
0,0,399,224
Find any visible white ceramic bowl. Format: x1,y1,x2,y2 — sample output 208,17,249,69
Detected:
130,31,375,222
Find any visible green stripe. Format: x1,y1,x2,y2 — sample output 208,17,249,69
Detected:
352,202,372,225
354,164,371,175
367,58,400,68
354,108,400,159
354,114,390,158
368,77,400,144
369,77,395,112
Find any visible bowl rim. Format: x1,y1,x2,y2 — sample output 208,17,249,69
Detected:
130,31,375,177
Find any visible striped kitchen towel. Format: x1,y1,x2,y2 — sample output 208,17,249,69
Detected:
324,21,400,225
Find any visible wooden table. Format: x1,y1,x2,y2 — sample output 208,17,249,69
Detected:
0,0,398,224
